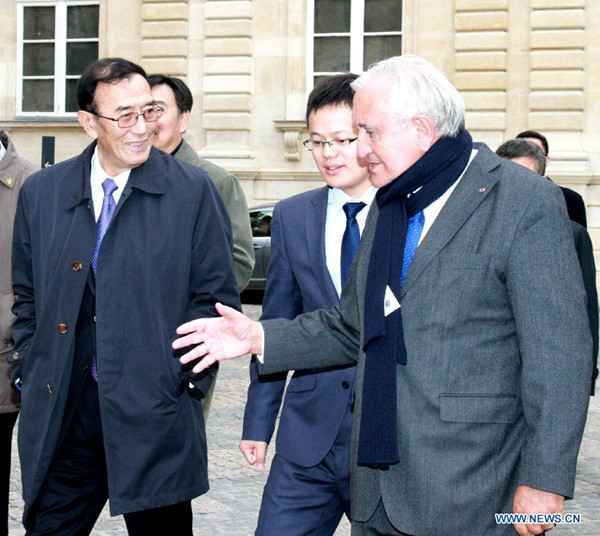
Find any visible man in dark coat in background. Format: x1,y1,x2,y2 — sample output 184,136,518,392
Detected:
9,58,239,535
516,130,588,228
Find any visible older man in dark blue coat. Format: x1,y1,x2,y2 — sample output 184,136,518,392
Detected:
9,58,239,535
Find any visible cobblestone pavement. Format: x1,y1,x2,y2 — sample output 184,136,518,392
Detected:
7,303,599,535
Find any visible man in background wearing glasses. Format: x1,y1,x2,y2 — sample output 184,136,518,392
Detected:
240,74,376,536
148,74,255,423
9,57,240,536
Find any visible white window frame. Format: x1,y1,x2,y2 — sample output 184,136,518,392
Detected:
306,0,404,91
16,0,99,117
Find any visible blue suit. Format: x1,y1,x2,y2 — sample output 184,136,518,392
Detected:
242,186,355,535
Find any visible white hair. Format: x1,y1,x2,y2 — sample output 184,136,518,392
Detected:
351,55,465,137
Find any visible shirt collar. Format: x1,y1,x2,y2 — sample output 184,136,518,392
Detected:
91,147,131,192
0,140,6,163
329,184,378,213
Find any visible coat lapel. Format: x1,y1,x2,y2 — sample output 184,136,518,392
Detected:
306,187,339,304
63,142,95,211
400,144,501,297
113,147,167,219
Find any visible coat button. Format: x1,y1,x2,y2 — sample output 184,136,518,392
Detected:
12,352,19,361
72,262,83,272
58,323,68,334
341,381,350,390
47,384,53,394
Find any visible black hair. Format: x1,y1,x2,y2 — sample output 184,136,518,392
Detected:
147,74,193,114
496,138,547,176
305,73,358,125
77,57,147,113
516,130,549,156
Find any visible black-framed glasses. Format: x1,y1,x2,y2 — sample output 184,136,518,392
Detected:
91,105,164,128
302,137,358,151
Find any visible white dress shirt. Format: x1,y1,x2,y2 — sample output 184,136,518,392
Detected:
0,140,6,163
325,185,378,297
90,148,130,222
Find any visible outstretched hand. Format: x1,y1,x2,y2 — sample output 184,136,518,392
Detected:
173,303,263,373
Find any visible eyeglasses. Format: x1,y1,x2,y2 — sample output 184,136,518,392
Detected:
302,138,358,151
91,105,164,128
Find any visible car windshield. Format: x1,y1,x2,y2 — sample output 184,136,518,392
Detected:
250,208,273,237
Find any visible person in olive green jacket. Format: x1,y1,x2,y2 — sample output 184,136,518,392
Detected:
0,130,37,536
148,75,254,419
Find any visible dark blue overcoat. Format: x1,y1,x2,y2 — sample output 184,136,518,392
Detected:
10,142,240,518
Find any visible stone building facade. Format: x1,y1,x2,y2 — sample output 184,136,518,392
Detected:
2,0,600,263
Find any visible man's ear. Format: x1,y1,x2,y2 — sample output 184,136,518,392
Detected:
412,114,437,151
178,110,190,136
78,111,98,140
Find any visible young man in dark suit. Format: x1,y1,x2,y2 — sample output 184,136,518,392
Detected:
240,74,375,535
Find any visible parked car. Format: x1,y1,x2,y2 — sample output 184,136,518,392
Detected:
246,204,274,291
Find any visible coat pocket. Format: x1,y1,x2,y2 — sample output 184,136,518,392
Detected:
163,327,188,396
439,394,520,424
286,371,317,393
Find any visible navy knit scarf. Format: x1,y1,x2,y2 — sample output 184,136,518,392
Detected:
358,128,473,468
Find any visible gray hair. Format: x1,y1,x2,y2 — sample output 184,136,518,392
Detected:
495,138,547,176
351,55,465,137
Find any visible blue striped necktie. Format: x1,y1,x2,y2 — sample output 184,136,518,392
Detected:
91,178,118,276
90,178,118,381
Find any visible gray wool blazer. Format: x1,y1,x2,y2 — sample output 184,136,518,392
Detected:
260,143,592,536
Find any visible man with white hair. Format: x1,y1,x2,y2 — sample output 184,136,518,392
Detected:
174,56,592,536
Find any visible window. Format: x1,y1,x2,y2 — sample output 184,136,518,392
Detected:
249,207,274,238
307,0,403,87
17,0,99,116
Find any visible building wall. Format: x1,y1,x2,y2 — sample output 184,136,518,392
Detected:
2,0,599,263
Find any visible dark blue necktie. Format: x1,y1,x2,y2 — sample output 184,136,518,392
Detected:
400,210,424,286
92,178,118,276
90,178,118,381
341,202,366,287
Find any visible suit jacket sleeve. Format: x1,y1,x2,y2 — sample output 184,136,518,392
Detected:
259,247,362,375
185,177,242,397
508,184,592,498
214,173,255,292
242,205,302,443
